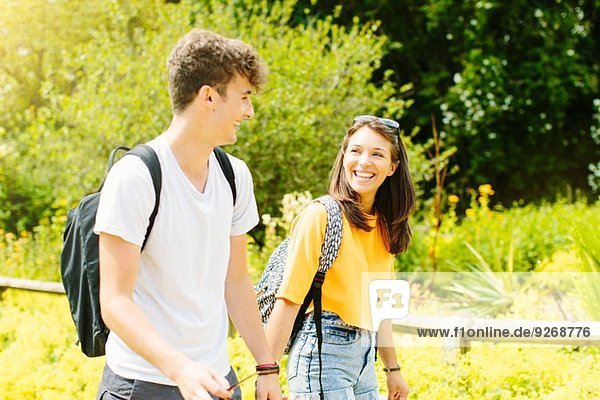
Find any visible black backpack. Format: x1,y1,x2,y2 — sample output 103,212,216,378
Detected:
255,195,343,399
61,144,236,357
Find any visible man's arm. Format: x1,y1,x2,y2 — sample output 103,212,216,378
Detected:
225,234,283,400
99,233,232,400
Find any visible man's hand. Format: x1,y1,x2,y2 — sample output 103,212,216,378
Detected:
386,370,409,400
255,374,284,400
172,360,233,400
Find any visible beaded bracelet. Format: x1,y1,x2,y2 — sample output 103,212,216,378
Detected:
383,366,401,373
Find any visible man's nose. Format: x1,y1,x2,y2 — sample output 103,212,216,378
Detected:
243,101,254,119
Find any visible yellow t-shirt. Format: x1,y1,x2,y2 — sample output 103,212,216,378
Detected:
276,202,394,330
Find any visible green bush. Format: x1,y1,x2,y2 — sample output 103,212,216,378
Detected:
0,162,55,234
397,188,600,273
1,0,426,224
0,215,64,281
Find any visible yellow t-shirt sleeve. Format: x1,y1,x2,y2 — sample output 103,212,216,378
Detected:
276,202,327,304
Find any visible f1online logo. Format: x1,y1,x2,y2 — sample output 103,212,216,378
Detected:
369,280,410,332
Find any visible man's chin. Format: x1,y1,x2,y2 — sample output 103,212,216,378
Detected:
217,134,237,147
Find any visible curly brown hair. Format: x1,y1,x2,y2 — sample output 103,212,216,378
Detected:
166,29,268,114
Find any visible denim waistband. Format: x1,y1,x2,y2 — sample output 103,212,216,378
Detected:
304,311,371,334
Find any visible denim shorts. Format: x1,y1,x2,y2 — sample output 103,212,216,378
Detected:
96,364,242,400
287,311,379,400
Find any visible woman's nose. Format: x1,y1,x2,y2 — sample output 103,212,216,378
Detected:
358,154,372,166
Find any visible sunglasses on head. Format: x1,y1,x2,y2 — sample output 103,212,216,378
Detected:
353,115,400,140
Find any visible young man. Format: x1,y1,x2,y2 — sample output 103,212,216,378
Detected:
94,29,282,400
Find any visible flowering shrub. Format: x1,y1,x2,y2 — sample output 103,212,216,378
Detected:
1,289,599,398
398,186,600,273
1,193,599,397
0,214,64,281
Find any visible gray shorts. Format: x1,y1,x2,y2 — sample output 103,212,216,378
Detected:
96,364,242,400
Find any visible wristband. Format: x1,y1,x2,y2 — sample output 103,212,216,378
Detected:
383,366,401,373
257,369,279,376
256,361,279,375
255,362,278,369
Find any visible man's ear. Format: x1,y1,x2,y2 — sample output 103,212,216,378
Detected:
197,85,215,107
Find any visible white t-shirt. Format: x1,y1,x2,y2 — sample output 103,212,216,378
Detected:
94,134,259,384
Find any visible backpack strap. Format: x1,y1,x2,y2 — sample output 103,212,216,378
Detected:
313,271,326,400
105,145,233,250
126,144,162,250
291,195,343,400
213,146,237,206
315,196,343,272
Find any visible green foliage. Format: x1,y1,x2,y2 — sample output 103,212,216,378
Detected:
589,99,600,193
0,0,425,230
0,0,108,130
291,0,600,203
0,0,102,232
0,215,64,281
572,219,600,320
0,162,54,233
397,187,600,273
433,0,599,202
445,241,519,317
573,219,600,272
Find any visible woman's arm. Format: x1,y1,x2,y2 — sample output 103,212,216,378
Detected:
265,298,302,361
377,320,409,400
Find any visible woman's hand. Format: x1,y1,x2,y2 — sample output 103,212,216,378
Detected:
386,370,409,400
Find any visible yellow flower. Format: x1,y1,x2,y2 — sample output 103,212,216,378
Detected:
19,231,29,238
466,208,475,217
5,232,16,241
448,195,460,204
478,184,494,196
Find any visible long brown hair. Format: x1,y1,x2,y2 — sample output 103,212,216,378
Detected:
328,117,416,254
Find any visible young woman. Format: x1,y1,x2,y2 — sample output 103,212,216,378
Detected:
265,116,415,399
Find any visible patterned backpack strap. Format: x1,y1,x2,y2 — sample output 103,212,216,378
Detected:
315,195,343,273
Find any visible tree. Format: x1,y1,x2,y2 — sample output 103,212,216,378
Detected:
0,0,426,232
290,0,600,203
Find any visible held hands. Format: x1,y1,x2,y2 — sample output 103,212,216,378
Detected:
386,370,409,400
173,360,233,400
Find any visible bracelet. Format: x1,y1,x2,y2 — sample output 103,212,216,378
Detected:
255,362,278,369
255,362,279,375
257,369,279,376
383,366,401,373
